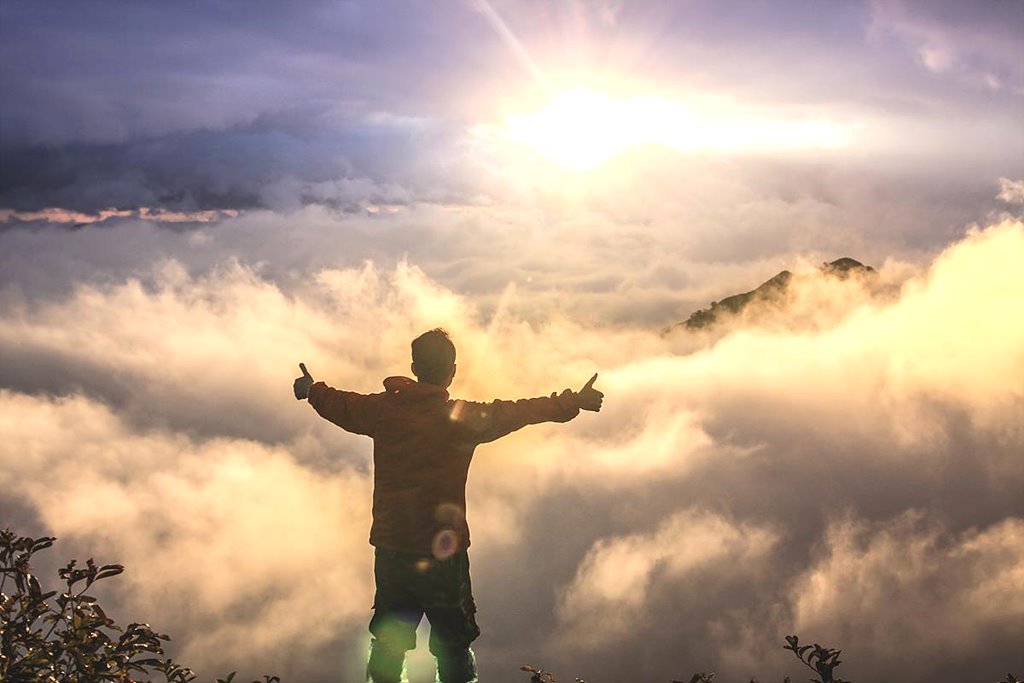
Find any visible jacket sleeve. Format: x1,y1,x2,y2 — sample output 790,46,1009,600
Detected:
307,381,384,437
455,391,581,444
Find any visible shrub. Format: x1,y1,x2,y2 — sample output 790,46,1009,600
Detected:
0,528,277,683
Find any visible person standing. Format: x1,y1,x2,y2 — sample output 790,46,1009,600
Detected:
294,328,603,683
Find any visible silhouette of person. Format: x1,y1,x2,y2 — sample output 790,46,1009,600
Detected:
294,328,603,683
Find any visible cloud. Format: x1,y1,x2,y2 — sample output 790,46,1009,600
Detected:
1,216,1022,681
791,512,1024,680
0,389,375,680
0,122,454,214
998,177,1024,206
0,1,497,148
870,0,1024,91
0,207,239,225
550,508,1024,682
556,509,777,648
3,0,1021,234
3,161,1010,337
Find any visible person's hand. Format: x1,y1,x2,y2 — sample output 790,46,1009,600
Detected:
576,373,603,412
293,362,314,400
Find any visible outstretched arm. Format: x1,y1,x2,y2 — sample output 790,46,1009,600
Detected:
464,373,603,444
292,362,381,437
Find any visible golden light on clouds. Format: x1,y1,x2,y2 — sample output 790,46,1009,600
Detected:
1,213,1022,680
498,89,852,169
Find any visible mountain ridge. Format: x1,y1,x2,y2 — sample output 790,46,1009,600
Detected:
675,257,876,331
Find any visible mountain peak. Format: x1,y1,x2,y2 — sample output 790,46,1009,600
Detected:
676,257,875,331
822,257,874,278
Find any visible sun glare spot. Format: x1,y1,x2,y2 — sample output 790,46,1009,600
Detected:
501,89,851,170
503,91,647,169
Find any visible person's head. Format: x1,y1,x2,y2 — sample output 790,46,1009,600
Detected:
411,328,457,387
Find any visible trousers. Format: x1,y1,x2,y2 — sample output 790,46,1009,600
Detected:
367,547,480,683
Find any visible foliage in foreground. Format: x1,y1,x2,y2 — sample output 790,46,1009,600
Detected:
668,633,847,683
0,528,277,683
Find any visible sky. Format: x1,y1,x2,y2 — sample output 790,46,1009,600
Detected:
1,1,1023,681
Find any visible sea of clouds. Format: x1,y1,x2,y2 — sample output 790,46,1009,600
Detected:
1,201,1022,681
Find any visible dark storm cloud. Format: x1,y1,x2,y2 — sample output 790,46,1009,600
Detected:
0,0,488,146
0,116,461,212
0,0,495,211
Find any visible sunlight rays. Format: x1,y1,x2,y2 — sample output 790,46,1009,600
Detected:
472,0,550,90
471,1,849,171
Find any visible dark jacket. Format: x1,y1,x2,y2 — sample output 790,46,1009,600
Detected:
308,376,580,555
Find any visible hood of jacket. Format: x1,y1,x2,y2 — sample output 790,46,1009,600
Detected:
382,376,449,402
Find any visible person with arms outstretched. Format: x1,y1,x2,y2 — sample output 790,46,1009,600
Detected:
293,328,603,683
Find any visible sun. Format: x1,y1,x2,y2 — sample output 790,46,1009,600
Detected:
502,90,680,170
500,89,851,170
